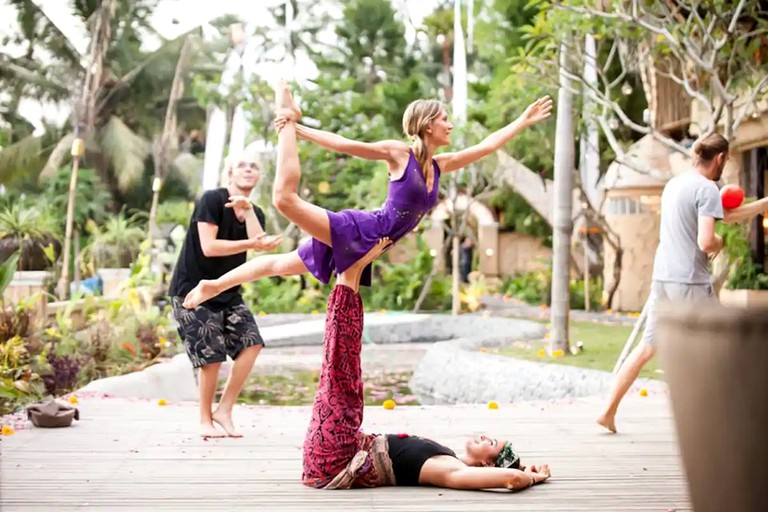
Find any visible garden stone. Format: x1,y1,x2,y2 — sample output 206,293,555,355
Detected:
79,354,197,401
409,333,666,404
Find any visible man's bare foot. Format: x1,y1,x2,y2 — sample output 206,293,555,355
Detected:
596,413,617,434
200,422,225,438
275,80,302,121
212,408,243,438
183,280,220,309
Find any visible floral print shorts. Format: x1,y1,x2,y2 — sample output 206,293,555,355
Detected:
171,297,264,368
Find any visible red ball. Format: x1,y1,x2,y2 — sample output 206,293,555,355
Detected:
721,184,745,209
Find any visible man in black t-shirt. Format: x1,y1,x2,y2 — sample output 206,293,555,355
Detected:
169,152,281,438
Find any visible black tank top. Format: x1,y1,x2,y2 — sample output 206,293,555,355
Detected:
387,434,457,486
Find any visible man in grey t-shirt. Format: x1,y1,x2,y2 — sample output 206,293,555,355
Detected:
652,170,724,285
597,133,734,434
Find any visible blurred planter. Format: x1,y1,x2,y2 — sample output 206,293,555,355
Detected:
44,300,92,331
3,270,52,317
658,302,768,512
97,268,132,299
0,237,61,271
719,288,768,308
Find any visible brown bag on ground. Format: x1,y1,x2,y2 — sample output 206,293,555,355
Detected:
26,397,80,428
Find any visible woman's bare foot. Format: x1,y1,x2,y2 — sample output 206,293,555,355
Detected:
275,80,302,121
212,408,243,438
596,413,617,434
200,421,225,439
183,280,221,309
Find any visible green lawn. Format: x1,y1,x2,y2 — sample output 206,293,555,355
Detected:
492,321,662,379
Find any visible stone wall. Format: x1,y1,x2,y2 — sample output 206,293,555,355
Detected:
603,189,662,311
497,232,551,275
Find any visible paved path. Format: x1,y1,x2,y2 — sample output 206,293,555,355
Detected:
481,295,641,326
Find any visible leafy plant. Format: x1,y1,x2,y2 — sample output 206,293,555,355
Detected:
42,352,82,395
569,277,604,311
43,167,112,232
488,185,552,244
500,270,603,310
500,271,551,305
156,199,194,227
0,202,61,270
363,238,452,312
81,209,147,269
243,276,328,314
0,251,20,297
717,222,768,290
459,275,490,313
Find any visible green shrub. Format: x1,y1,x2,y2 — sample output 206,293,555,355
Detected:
500,270,603,310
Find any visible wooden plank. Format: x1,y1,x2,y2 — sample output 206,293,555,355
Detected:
0,394,690,511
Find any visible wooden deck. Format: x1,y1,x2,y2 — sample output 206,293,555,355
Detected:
1,394,690,511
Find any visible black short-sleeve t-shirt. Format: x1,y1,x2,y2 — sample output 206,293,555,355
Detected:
168,188,265,311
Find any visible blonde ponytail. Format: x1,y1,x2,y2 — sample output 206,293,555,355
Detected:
412,135,430,180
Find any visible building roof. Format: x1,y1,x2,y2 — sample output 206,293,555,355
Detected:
601,134,692,190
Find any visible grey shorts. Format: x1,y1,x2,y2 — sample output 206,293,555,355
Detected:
641,281,716,347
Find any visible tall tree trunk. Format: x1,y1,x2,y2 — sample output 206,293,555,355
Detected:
57,151,82,300
57,0,115,300
580,34,601,210
549,42,576,354
148,36,194,240
73,227,81,291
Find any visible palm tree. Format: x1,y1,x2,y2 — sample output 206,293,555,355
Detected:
0,1,230,297
0,0,217,197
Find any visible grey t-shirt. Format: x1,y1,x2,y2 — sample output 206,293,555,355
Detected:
652,170,724,284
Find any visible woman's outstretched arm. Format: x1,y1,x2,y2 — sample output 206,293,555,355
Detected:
441,466,550,491
723,196,768,223
294,124,409,163
420,456,551,491
435,96,554,173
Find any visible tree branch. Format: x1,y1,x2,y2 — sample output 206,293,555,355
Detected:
733,74,768,131
653,63,713,111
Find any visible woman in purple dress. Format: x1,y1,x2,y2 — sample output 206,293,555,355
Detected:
182,82,552,308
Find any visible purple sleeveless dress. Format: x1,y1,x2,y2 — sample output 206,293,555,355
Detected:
298,150,441,287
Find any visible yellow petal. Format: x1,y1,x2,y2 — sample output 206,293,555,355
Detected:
639,388,648,397
382,399,396,410
1,426,14,436
157,398,168,406
537,348,547,357
68,395,79,404
487,401,499,410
